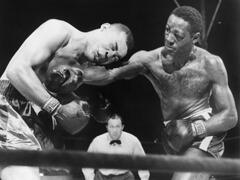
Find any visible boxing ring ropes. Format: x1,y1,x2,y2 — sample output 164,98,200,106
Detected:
1,149,240,175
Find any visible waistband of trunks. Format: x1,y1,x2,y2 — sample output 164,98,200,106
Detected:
183,108,212,120
0,80,26,101
164,108,212,126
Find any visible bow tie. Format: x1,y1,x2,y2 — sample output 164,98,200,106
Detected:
109,139,121,145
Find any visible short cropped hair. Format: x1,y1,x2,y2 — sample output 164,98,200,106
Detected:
107,114,124,124
171,6,203,35
112,23,134,53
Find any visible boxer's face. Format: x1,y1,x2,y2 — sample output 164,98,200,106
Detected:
107,118,124,140
164,14,193,57
89,29,128,65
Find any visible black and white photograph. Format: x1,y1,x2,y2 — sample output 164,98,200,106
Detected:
0,0,240,179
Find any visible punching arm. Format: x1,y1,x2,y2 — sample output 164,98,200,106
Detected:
83,51,149,85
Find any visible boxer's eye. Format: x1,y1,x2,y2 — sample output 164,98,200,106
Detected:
175,33,184,41
172,30,184,41
111,43,118,51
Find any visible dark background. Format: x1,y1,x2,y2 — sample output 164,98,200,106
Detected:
1,0,240,179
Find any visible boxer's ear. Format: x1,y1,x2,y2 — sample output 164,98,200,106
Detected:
100,23,111,31
192,32,200,44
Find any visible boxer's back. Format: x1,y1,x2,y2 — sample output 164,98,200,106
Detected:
2,19,78,80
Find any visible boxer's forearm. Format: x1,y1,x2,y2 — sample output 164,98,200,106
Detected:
205,86,238,135
83,66,114,85
6,64,52,107
205,108,237,136
83,63,145,85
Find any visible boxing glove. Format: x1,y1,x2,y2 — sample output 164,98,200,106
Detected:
89,93,111,123
43,93,90,135
163,116,207,153
45,63,83,94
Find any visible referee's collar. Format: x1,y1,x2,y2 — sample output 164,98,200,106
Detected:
107,132,124,143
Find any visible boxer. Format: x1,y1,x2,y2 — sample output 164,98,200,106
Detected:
0,19,133,180
82,6,238,180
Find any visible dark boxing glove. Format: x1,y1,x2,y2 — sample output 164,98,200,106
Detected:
163,116,207,153
90,93,111,123
42,93,90,135
45,63,83,94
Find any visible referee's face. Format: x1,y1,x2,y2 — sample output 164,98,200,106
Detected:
107,118,124,140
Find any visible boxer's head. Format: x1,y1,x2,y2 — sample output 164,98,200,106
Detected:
163,6,203,57
106,114,124,140
86,23,134,65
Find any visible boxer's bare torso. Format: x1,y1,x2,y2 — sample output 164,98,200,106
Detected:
2,23,86,85
143,46,212,120
2,19,127,96
0,19,95,107
86,45,224,122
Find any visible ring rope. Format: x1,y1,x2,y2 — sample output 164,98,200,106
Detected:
0,150,239,174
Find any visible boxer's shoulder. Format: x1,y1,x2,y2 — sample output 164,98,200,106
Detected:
201,52,224,72
40,19,71,31
129,48,160,64
196,47,220,64
196,48,226,81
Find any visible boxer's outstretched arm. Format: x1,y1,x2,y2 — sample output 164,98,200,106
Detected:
6,19,70,107
204,56,238,135
83,50,148,85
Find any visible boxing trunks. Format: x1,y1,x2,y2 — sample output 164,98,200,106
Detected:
162,108,225,158
0,80,64,150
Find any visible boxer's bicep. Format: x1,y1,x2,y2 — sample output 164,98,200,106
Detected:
210,57,235,112
28,19,69,66
206,56,237,133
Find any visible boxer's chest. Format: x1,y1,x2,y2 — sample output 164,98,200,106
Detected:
146,60,211,97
